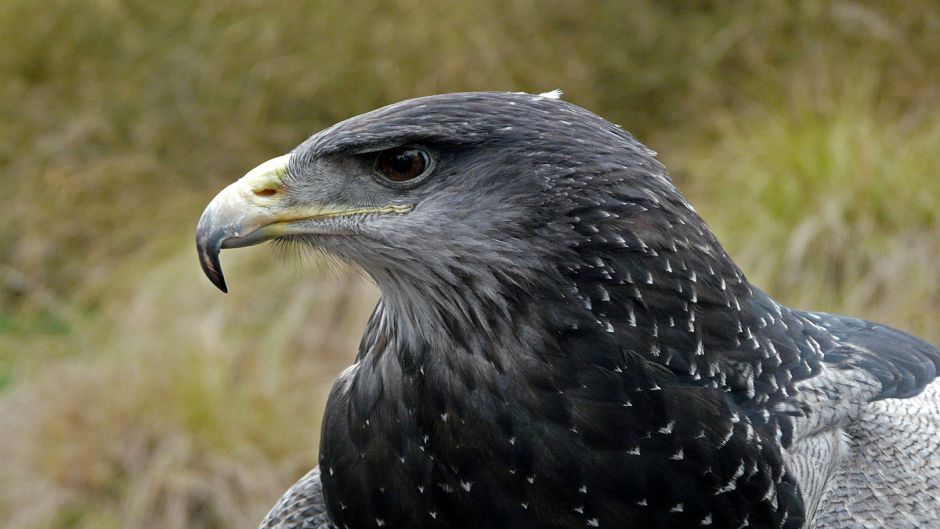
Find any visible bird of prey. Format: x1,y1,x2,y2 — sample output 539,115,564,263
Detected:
196,91,940,529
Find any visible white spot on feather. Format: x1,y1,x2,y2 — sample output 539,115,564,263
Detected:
717,425,735,448
538,89,563,99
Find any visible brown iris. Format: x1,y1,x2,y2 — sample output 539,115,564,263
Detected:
376,147,429,182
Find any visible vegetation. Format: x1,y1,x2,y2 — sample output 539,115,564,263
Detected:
1,1,938,527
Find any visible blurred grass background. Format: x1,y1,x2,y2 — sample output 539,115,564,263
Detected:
1,0,938,527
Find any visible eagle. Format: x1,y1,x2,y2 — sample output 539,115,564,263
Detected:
196,91,940,529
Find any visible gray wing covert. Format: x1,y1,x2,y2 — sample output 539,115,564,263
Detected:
259,466,333,529
786,311,940,527
805,312,940,400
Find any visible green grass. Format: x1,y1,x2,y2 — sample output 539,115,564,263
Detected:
1,1,939,527
684,89,940,340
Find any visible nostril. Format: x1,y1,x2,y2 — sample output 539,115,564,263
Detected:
254,188,278,197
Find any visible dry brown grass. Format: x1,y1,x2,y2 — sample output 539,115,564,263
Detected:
1,246,378,528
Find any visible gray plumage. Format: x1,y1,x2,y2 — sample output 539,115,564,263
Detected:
196,91,940,529
259,467,330,529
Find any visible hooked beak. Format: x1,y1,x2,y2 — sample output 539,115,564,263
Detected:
195,154,411,292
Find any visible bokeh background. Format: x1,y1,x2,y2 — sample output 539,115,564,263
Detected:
1,1,938,528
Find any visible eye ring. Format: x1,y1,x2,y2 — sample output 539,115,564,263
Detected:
374,146,432,185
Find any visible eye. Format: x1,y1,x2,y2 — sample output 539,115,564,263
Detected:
375,146,430,183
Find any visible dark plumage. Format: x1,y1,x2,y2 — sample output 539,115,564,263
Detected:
196,91,940,529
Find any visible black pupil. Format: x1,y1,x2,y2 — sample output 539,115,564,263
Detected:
380,148,426,181
389,152,415,173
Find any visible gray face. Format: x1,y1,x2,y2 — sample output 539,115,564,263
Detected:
196,91,664,298
279,118,550,282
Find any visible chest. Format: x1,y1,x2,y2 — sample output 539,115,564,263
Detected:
316,354,801,529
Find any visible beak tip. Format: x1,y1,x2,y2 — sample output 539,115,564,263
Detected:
199,256,230,293
196,230,230,293
201,253,229,293
211,273,229,294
